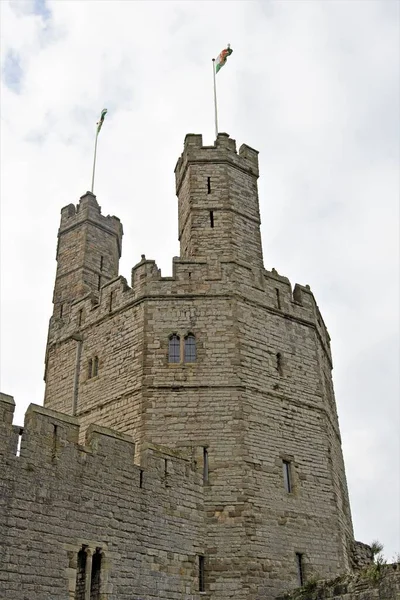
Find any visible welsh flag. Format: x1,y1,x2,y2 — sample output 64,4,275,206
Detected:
96,108,108,134
215,45,233,73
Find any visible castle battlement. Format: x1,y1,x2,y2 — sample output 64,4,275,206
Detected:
59,192,123,256
47,255,331,367
32,132,355,600
0,393,205,600
0,394,202,492
175,133,259,193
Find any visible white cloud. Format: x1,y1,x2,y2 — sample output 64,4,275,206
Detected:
0,0,399,559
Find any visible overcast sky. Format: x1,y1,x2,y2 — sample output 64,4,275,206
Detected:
1,0,399,561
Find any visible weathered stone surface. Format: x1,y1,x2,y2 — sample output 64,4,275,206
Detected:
0,397,204,599
1,134,374,599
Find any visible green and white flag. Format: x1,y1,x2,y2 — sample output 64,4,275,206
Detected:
215,45,233,73
96,108,107,134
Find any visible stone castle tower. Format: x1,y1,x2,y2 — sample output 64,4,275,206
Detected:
33,132,353,599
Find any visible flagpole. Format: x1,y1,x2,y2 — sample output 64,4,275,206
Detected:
91,130,99,194
212,58,218,140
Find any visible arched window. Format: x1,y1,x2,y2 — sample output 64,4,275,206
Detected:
168,334,180,363
75,547,87,600
90,548,102,600
184,334,196,363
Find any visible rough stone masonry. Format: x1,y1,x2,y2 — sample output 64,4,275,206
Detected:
2,133,395,600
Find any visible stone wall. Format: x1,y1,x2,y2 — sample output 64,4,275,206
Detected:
41,133,356,600
0,393,205,600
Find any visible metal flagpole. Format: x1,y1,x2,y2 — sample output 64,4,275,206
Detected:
91,130,99,194
212,58,218,139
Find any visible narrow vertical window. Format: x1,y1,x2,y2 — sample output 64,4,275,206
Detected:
168,334,180,363
109,291,114,312
283,460,292,493
209,210,214,228
275,288,281,310
90,548,102,600
100,256,104,271
52,424,58,462
296,553,304,586
93,356,99,377
97,275,101,291
164,458,168,477
184,334,196,363
60,303,64,319
207,177,211,194
199,555,205,592
75,547,87,600
139,469,144,488
203,447,209,484
16,427,23,457
276,352,283,376
88,359,93,379
78,309,83,327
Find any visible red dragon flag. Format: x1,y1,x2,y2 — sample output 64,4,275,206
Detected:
215,45,233,73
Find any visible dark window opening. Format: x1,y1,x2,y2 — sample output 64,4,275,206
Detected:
207,177,211,194
184,334,196,363
16,427,23,457
90,548,102,600
168,334,180,363
97,275,101,291
100,256,104,271
296,553,304,586
139,469,144,488
88,359,93,379
60,304,64,319
203,447,209,484
276,288,281,310
78,309,83,327
283,460,292,493
199,555,205,592
276,352,283,376
75,547,87,600
93,356,99,377
52,424,58,462
188,271,191,278
164,458,168,477
209,210,214,228
109,291,114,312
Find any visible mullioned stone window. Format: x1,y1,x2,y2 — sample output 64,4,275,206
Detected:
74,545,103,600
168,333,197,364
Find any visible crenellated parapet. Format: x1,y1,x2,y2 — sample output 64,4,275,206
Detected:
39,132,354,600
59,192,123,257
0,393,205,600
175,132,259,193
0,393,203,506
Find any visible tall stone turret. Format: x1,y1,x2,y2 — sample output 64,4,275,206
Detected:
43,134,355,600
51,191,122,322
176,133,264,269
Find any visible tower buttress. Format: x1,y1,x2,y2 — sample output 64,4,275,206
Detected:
52,192,123,320
175,133,264,269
